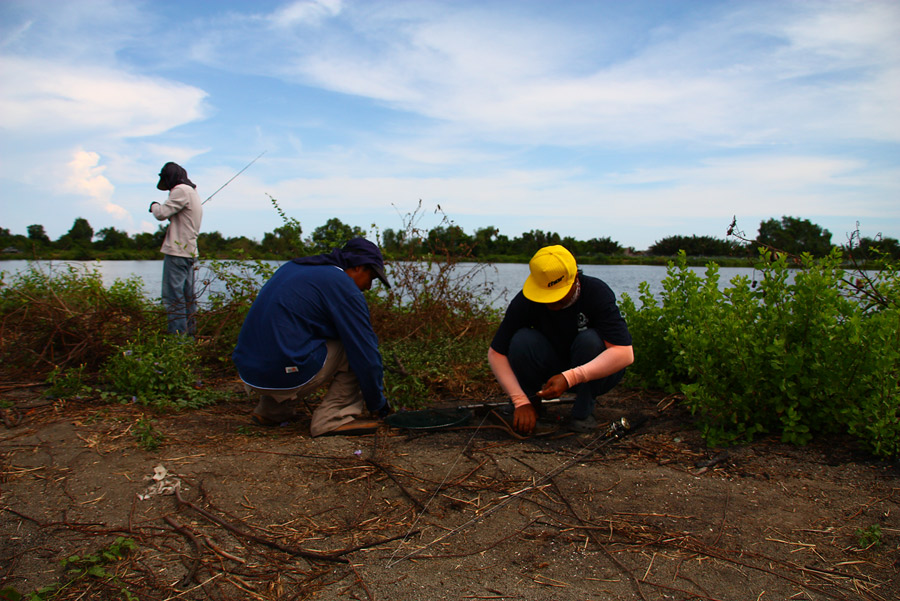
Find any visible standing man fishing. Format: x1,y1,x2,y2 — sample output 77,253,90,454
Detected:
488,245,634,435
149,162,202,335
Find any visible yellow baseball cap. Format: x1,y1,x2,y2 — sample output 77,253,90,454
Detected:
522,245,577,303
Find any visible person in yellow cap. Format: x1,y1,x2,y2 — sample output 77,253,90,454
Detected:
488,245,634,434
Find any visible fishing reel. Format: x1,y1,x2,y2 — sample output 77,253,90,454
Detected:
605,416,630,437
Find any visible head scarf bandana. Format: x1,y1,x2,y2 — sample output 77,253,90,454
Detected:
292,237,390,288
157,162,196,191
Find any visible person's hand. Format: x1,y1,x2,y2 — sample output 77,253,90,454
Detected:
538,374,569,399
513,404,537,434
148,201,159,213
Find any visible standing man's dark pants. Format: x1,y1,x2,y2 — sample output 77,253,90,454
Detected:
161,254,197,335
507,328,624,420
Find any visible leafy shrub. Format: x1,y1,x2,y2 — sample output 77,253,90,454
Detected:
0,263,156,377
133,415,165,450
367,204,503,407
379,334,496,409
101,332,216,409
621,249,900,458
619,261,711,391
4,537,138,601
841,307,900,458
45,364,90,399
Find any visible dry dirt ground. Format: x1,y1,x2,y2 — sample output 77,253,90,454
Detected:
1,384,898,601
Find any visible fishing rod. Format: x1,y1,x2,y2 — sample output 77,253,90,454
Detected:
456,395,573,411
202,150,267,205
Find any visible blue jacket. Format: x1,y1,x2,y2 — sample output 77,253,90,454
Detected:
232,262,387,412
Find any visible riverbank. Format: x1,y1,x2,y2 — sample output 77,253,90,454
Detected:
1,250,757,267
1,381,897,601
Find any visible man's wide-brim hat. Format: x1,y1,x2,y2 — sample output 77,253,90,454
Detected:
523,245,577,303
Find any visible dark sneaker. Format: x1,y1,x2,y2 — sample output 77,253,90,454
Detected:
566,415,598,433
321,418,379,436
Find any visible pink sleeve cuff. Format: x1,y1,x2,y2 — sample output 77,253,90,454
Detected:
511,393,530,409
563,367,587,388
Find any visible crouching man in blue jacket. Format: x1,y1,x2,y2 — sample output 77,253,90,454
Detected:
232,238,391,436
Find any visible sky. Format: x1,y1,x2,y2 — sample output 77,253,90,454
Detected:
1,0,898,252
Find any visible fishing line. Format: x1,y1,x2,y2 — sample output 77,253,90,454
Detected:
386,417,632,567
202,150,267,205
386,408,493,566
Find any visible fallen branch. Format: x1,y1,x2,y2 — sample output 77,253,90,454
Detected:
366,458,426,511
164,515,201,587
174,487,348,564
332,531,422,557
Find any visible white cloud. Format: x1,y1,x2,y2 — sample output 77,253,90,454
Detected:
65,149,129,221
0,56,208,137
617,156,864,189
249,150,893,230
780,2,900,62
270,0,343,27
248,1,900,147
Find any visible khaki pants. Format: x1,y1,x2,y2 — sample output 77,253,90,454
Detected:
245,340,365,436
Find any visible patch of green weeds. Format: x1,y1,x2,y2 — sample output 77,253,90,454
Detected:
367,203,503,408
133,415,164,451
381,335,495,409
101,331,217,410
4,537,137,600
856,525,883,549
0,587,23,601
200,253,276,366
236,425,264,437
82,409,109,424
45,364,90,399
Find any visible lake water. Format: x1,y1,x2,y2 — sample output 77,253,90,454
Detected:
1,259,764,308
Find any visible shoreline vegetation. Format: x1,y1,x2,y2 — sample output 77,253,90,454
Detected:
1,206,897,459
3,208,898,267
0,251,761,268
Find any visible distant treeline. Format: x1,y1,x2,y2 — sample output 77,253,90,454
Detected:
2,215,897,264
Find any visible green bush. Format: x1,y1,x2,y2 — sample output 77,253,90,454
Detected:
133,415,165,450
45,364,90,399
619,260,712,390
841,307,900,458
621,250,900,458
367,205,503,408
855,525,883,549
101,332,216,409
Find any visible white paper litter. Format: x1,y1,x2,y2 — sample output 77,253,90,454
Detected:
138,464,182,500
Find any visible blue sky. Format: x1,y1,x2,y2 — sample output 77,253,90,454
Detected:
1,0,898,251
